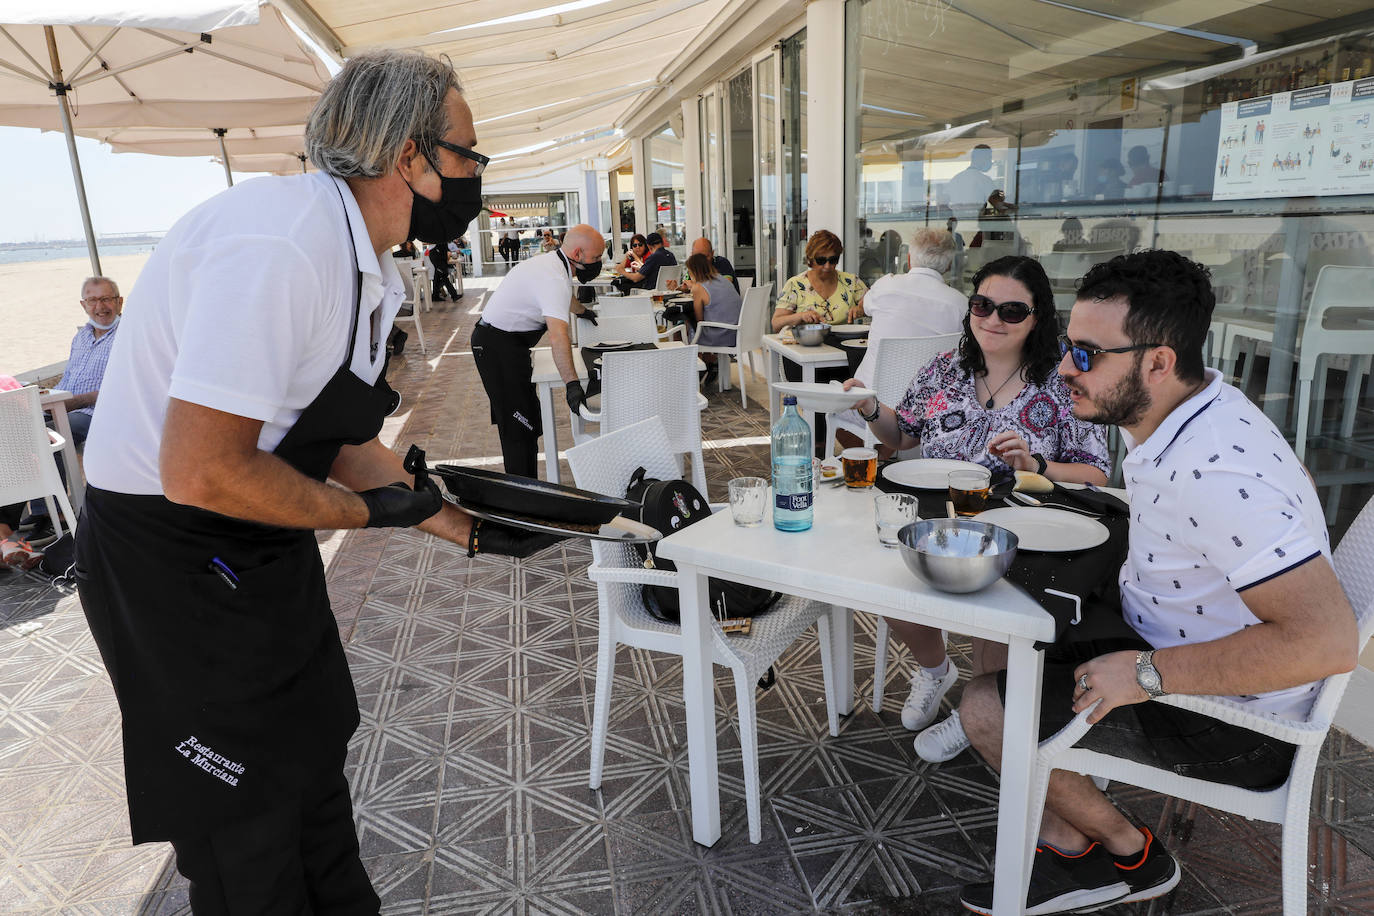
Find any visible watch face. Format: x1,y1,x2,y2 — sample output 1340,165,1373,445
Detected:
1139,668,1161,691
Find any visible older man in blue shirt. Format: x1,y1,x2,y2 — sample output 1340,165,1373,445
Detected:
21,276,122,539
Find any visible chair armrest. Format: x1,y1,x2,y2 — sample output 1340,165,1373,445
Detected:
1152,693,1332,745
587,564,678,587
693,321,739,331
47,429,66,451
659,325,687,343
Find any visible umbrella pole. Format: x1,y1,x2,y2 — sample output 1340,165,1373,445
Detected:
44,26,100,276
213,129,234,187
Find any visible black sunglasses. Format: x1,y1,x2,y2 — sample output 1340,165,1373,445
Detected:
430,138,489,176
1058,334,1161,372
968,294,1033,324
811,255,840,266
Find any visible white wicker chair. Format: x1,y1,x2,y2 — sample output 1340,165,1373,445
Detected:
0,387,78,537
574,347,710,497
831,333,961,459
691,282,772,409
1030,496,1374,915
565,417,840,843
395,261,428,355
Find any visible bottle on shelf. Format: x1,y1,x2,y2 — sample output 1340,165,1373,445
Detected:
771,395,813,532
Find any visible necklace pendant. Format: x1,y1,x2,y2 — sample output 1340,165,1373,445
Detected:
985,397,994,409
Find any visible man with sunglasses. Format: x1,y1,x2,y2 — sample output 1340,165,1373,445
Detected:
76,51,562,912
956,250,1357,915
472,223,605,477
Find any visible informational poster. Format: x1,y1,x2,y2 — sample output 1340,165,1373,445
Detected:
1213,77,1374,200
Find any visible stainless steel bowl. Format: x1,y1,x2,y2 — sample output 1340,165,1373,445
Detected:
897,519,1018,593
794,323,830,346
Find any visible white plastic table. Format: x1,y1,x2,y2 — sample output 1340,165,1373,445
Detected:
39,388,84,512
762,333,848,424
656,484,1054,915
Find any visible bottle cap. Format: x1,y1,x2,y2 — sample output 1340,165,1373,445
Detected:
783,395,797,405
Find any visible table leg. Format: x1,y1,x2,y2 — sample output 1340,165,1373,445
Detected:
992,637,1044,915
48,403,84,513
536,381,561,484
802,365,816,458
768,349,781,427
831,606,854,716
679,562,721,847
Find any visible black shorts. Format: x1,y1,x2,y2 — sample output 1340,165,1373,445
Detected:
998,612,1295,791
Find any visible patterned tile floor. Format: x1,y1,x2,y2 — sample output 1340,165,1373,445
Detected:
3,277,1374,913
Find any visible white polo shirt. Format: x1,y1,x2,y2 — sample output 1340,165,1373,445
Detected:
480,249,575,332
1118,368,1330,719
854,266,966,388
84,172,405,496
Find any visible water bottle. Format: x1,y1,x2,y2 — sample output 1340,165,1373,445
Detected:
772,395,814,531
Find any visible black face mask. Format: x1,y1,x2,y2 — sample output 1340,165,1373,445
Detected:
405,158,482,244
561,250,602,283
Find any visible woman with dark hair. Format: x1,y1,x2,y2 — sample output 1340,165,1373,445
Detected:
844,255,1109,763
686,252,743,387
611,234,649,295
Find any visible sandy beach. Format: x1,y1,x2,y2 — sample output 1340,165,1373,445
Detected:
0,252,151,377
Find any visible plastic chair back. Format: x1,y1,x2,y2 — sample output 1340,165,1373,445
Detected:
736,283,772,353
738,276,755,293
576,313,660,347
871,334,960,409
653,266,674,291
0,386,77,535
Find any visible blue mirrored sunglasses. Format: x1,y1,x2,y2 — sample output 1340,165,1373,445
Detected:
1057,334,1160,372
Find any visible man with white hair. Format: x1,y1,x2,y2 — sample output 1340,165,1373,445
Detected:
834,228,966,452
472,223,605,476
77,50,557,911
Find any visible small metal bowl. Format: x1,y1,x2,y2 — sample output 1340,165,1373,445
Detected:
794,323,831,346
897,519,1018,593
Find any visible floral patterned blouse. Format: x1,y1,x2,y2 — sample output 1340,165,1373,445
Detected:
775,270,869,324
894,350,1111,477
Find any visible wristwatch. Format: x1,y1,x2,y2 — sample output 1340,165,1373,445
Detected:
1136,650,1166,698
1032,452,1048,476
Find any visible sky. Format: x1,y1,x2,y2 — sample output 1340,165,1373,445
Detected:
0,125,255,243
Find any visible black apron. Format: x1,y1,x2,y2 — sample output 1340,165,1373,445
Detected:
76,185,400,844
471,250,576,478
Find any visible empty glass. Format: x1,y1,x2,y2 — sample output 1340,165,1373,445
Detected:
728,477,768,527
874,492,920,547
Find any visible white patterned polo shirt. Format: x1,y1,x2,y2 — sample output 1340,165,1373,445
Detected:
1118,368,1331,720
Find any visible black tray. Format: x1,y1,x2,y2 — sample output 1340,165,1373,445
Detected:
432,465,633,525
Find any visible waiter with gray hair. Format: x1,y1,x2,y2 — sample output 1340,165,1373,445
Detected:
76,49,557,912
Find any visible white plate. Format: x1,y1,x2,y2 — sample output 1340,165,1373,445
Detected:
841,339,868,349
828,324,871,337
974,507,1109,552
883,458,988,490
772,381,876,412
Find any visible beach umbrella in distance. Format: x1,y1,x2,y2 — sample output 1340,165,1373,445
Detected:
76,124,311,186
0,1,331,273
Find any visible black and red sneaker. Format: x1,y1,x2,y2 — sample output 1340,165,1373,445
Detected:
1112,827,1181,903
960,841,1129,915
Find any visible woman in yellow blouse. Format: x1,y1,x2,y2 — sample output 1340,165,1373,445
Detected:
771,229,869,331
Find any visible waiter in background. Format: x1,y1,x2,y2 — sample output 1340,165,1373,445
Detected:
76,50,555,913
471,224,605,477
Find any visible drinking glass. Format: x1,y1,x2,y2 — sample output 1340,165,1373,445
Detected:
948,468,992,516
874,493,920,547
727,477,768,527
841,447,878,488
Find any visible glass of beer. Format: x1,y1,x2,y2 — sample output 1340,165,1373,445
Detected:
841,447,878,488
948,468,992,516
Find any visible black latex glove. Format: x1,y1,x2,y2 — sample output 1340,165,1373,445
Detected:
467,518,565,559
565,379,588,416
358,480,443,529
580,308,598,326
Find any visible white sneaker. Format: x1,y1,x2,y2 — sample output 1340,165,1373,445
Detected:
900,661,959,731
914,710,971,763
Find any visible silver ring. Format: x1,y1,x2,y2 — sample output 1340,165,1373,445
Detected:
1078,675,1089,691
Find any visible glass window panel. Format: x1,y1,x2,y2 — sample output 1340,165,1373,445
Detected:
848,0,1374,535
782,29,808,280
757,56,779,292
648,123,686,258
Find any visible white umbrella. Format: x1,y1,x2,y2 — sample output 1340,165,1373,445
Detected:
0,1,330,272
77,124,310,185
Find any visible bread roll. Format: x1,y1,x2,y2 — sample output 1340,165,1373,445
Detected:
1013,470,1053,494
